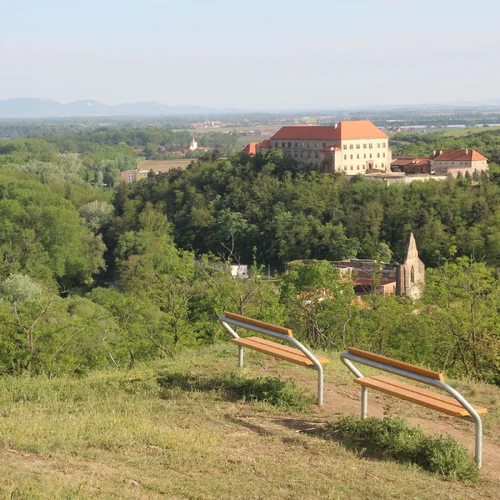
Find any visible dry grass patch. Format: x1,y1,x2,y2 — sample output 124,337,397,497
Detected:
0,344,499,499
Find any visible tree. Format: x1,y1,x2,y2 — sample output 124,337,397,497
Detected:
79,200,115,233
422,257,500,382
281,261,358,349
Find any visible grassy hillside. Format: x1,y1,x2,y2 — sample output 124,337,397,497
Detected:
1,344,499,499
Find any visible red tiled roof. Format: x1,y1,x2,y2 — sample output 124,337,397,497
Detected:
392,157,430,167
257,139,271,149
337,120,388,140
243,142,258,155
433,149,487,162
270,120,388,141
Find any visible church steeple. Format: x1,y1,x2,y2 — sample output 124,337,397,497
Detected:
405,233,418,261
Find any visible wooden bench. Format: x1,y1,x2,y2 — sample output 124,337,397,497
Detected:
219,312,329,405
340,347,488,468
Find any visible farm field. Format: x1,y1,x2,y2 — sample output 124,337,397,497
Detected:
137,159,193,172
1,344,499,499
440,125,500,137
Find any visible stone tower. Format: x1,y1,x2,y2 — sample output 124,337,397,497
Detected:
396,233,425,299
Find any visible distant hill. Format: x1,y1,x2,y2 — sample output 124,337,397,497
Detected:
0,98,237,118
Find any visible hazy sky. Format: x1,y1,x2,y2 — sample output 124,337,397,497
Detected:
1,0,499,109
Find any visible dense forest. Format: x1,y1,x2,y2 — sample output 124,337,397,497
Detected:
1,125,500,384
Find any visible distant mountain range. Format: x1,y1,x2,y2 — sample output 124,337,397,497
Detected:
0,98,238,118
1,97,500,119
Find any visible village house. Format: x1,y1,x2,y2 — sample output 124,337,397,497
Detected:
391,149,488,178
120,169,149,184
242,142,259,155
430,149,488,178
391,156,431,174
257,120,391,173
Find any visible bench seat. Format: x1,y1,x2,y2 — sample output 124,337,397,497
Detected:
230,337,330,367
355,375,487,418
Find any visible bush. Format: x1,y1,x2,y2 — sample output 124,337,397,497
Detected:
157,372,314,411
325,416,479,482
229,374,314,410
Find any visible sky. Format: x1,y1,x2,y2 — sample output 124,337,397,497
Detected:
1,0,499,109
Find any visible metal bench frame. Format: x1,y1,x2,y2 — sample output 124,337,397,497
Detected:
219,314,325,405
340,350,484,468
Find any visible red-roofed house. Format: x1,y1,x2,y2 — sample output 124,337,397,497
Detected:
257,120,391,173
391,156,431,174
256,139,271,152
430,149,488,178
242,142,259,155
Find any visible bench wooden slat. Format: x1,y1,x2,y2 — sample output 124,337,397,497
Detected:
372,376,475,410
230,337,329,366
347,347,444,382
223,312,293,337
355,377,487,417
241,337,330,364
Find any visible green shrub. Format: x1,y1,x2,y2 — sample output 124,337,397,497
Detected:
158,372,314,411
416,434,479,482
229,374,314,410
325,416,479,482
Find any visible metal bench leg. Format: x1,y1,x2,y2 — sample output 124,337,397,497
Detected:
475,418,482,469
238,346,244,368
361,386,368,419
316,365,324,406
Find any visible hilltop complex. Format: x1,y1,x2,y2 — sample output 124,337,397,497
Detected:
248,120,489,182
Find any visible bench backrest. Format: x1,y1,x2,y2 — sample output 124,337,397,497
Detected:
347,347,444,382
222,312,293,338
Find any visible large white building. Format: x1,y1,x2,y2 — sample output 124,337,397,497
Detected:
258,120,391,173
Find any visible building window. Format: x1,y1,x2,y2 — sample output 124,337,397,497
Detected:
350,154,353,159
315,142,319,147
369,143,373,148
343,144,347,150
357,154,360,159
356,144,360,149
377,153,380,158
357,165,360,170
315,153,318,159
295,142,298,147
350,144,354,149
363,144,367,149
369,153,372,159
383,153,386,158
344,155,347,160
350,166,353,170
288,142,291,148
308,143,311,148
323,143,327,148
301,143,304,147
364,154,366,159
344,166,347,171
282,142,285,147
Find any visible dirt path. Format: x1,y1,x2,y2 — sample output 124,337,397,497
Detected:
237,379,500,481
